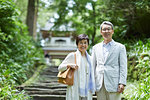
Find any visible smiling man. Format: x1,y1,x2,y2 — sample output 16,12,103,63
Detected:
92,21,127,100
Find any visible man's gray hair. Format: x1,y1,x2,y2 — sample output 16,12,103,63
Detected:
100,21,114,30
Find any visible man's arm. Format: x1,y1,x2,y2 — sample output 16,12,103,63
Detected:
119,45,127,85
118,45,127,93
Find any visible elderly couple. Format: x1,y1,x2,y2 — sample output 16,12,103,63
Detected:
58,21,127,100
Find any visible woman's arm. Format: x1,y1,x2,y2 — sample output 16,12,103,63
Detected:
58,52,76,72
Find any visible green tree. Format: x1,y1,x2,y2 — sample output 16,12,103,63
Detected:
26,0,39,40
0,0,43,99
103,0,150,40
47,0,107,46
13,0,28,23
37,0,150,43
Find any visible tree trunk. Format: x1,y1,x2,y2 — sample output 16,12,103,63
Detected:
26,0,38,40
91,2,96,46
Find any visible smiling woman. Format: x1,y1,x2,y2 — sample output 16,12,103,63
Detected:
77,39,88,55
58,34,95,100
76,34,89,56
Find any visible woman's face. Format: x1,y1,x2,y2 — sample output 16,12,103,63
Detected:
77,39,88,54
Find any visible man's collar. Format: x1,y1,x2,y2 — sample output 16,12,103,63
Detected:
103,39,114,46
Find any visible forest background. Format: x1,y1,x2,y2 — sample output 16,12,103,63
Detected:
0,0,149,99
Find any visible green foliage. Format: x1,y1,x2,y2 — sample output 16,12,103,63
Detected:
0,0,44,99
13,0,28,23
124,39,150,99
38,0,150,45
127,39,150,81
124,76,150,100
0,84,31,100
104,0,150,40
45,0,104,46
44,0,150,46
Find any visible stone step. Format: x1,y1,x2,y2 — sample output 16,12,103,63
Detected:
40,75,57,78
38,82,60,85
24,87,66,91
42,67,58,73
40,72,58,76
30,94,125,100
38,79,58,83
30,94,97,100
38,79,59,84
26,90,66,95
31,94,66,100
29,83,63,87
24,84,67,89
41,70,58,74
37,77,57,82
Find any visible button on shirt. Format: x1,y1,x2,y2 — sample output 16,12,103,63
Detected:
103,40,114,61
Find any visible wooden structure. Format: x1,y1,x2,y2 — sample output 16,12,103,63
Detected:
41,29,77,60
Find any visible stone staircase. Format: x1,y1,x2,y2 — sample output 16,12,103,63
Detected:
20,65,125,100
22,65,67,100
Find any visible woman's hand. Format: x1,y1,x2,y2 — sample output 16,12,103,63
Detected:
67,64,78,70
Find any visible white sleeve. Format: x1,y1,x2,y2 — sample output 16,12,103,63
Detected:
119,45,127,85
58,52,75,72
91,46,97,74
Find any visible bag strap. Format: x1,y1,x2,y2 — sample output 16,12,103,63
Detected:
74,53,76,64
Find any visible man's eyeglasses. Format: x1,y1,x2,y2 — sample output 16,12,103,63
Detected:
102,28,112,32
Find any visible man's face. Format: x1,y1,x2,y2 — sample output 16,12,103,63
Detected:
100,24,114,40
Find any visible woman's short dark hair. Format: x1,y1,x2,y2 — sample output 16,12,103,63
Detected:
76,34,89,46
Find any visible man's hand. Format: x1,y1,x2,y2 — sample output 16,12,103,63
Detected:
117,84,125,93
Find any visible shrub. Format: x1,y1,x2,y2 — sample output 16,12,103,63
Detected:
0,0,44,99
126,39,150,81
124,76,150,100
124,39,150,99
